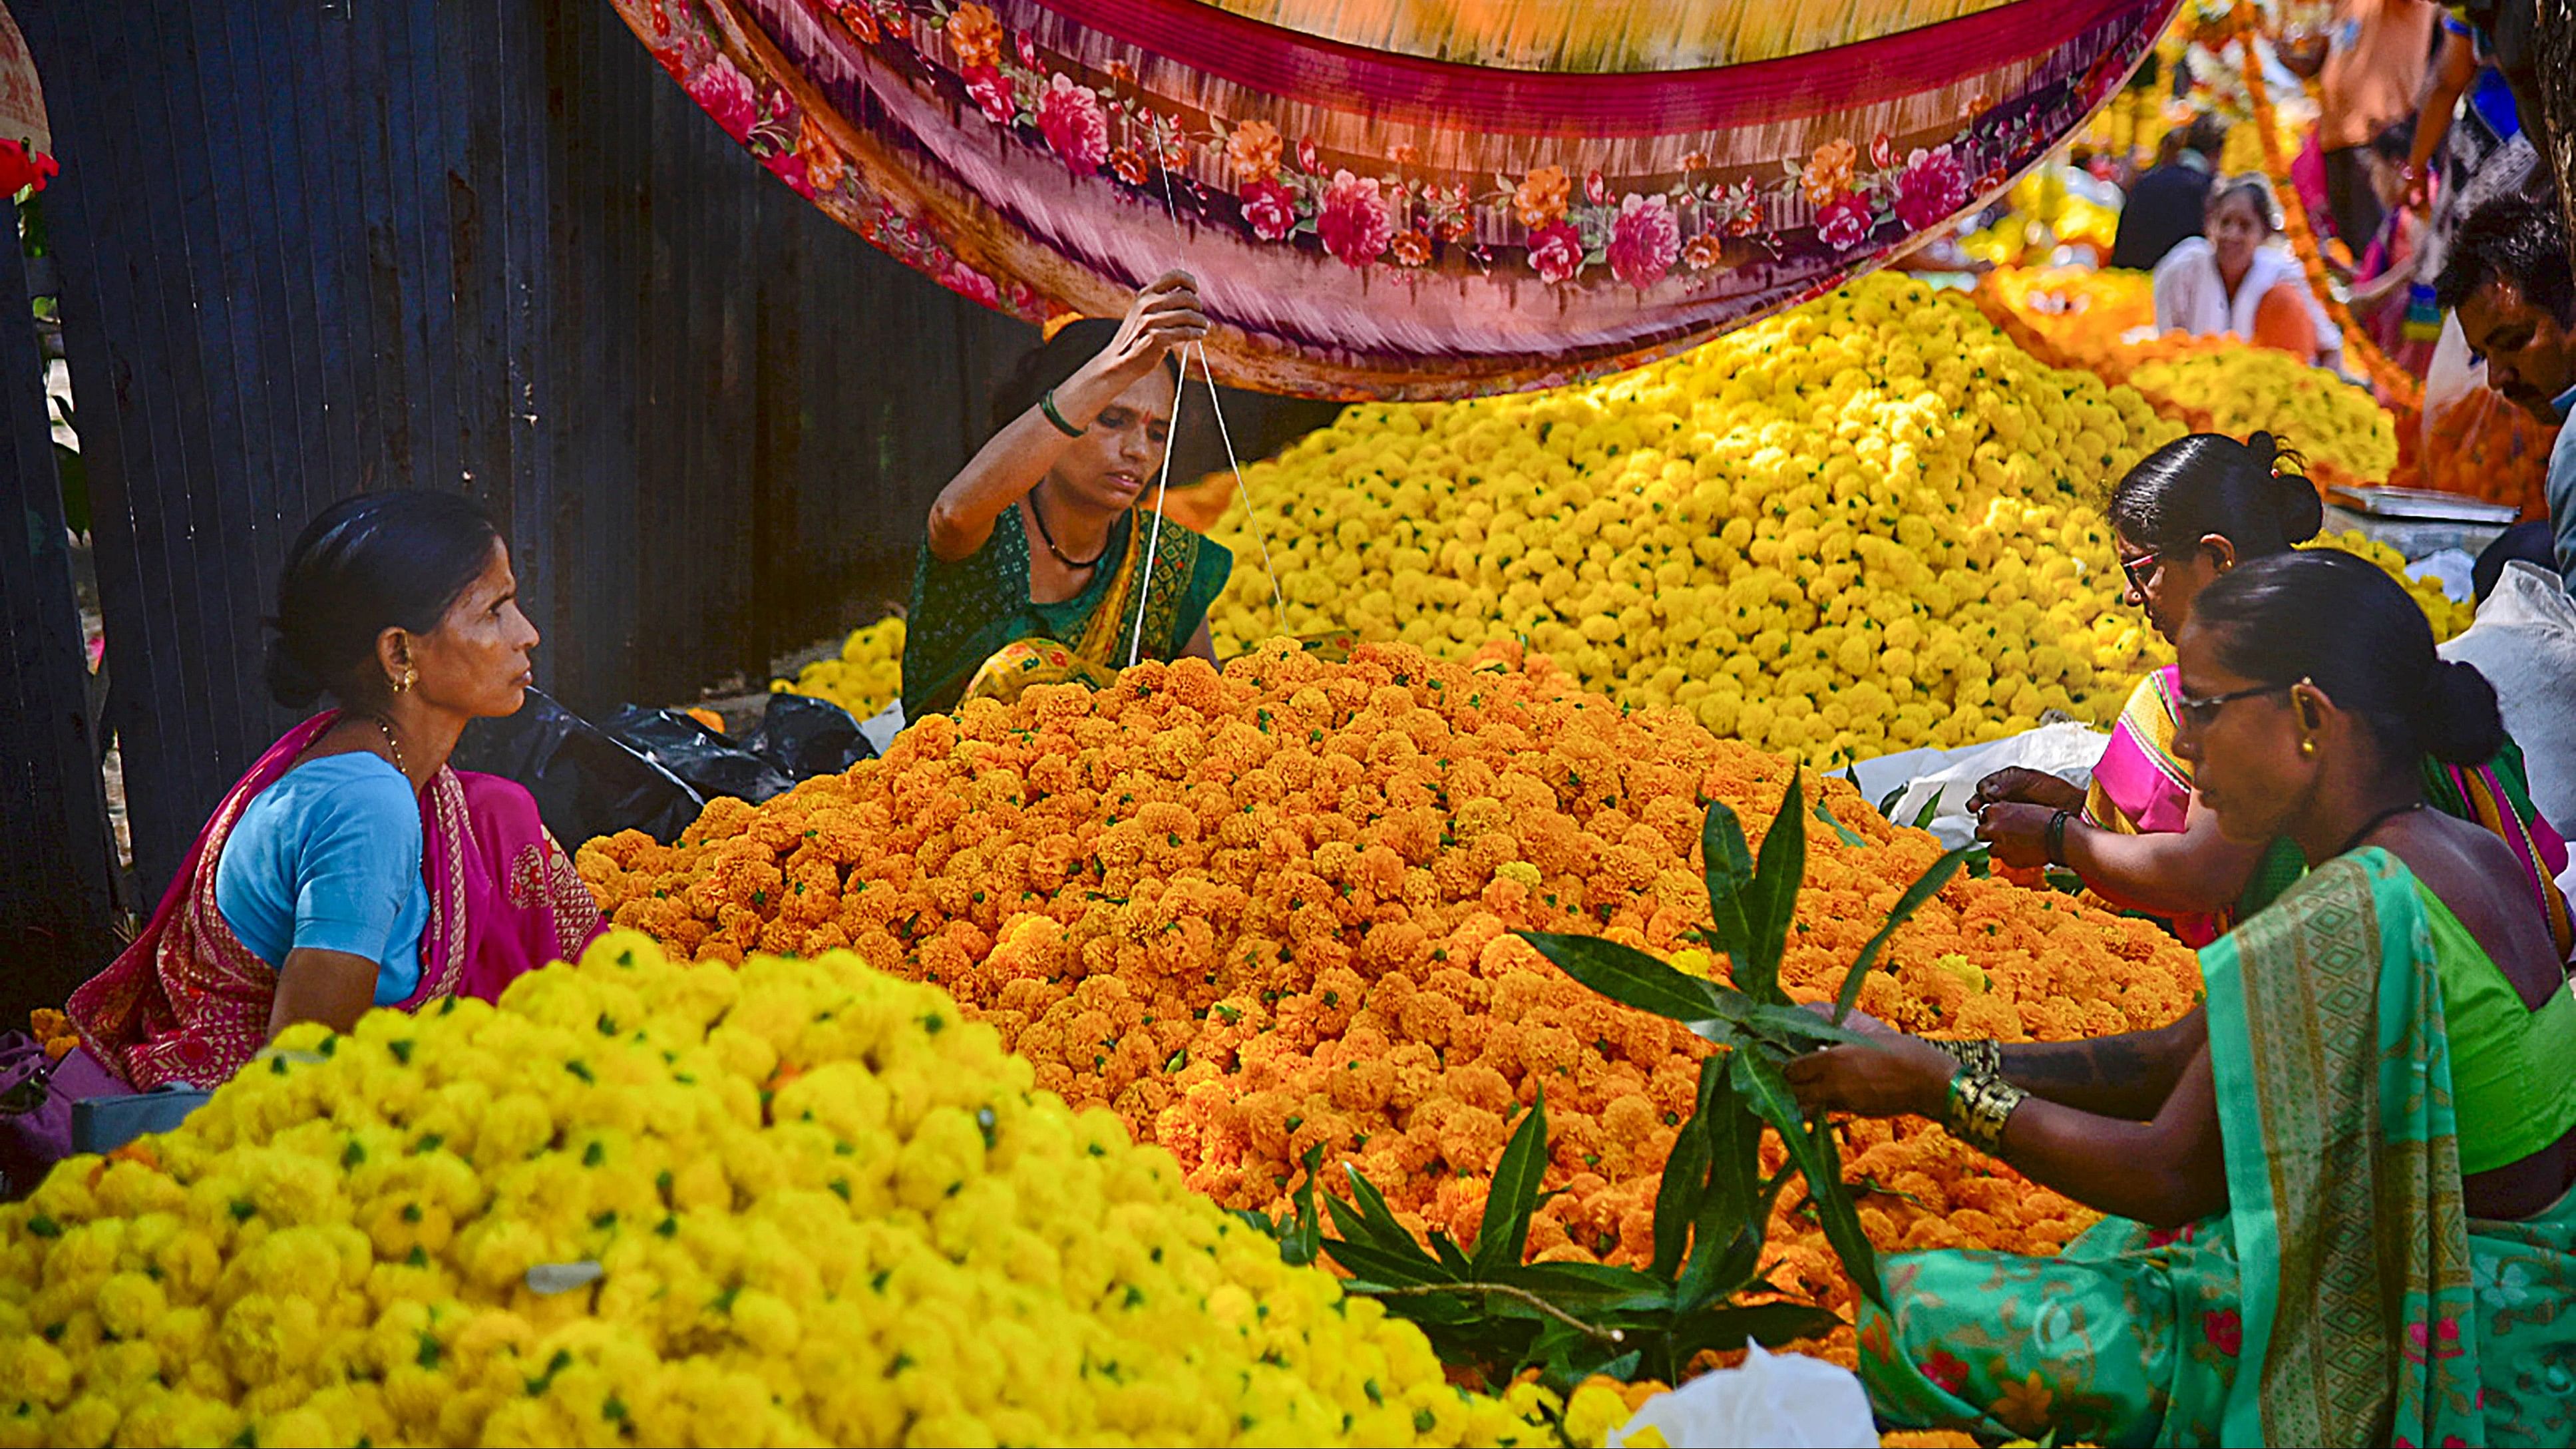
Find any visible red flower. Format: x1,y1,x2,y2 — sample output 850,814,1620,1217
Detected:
1296,136,1320,174
1815,193,1873,250
1387,142,1421,168
1605,193,1679,289
2202,1308,2242,1357
834,1,880,43
1240,177,1298,241
1106,58,1137,84
687,57,761,142
1920,1350,1968,1394
1032,74,1109,174
1584,168,1608,204
0,141,57,196
1389,229,1433,267
1316,170,1393,268
1015,33,1039,67
880,3,913,41
1437,211,1476,244
1724,193,1765,237
1527,220,1583,284
962,64,1017,124
1869,131,1895,169
941,261,1002,308
1974,163,2009,198
1894,144,1968,231
2406,1316,2466,1362
761,146,814,197
1682,234,1726,270
1110,148,1151,186
1678,150,1708,171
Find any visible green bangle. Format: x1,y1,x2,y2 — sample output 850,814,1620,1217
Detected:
1039,388,1087,438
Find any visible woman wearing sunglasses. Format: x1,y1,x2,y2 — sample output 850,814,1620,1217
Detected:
1793,552,2576,1446
1970,431,2571,956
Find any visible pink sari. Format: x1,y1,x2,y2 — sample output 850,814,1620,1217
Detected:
67,712,604,1090
2084,666,2231,945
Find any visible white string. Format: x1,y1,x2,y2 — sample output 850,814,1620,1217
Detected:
1127,358,1188,667
1195,341,1286,632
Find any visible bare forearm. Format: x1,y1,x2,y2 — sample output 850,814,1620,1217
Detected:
927,364,1133,557
2062,820,2258,917
1998,1007,2205,1117
1988,1094,2224,1228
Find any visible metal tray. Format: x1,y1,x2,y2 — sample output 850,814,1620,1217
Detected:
2325,485,2522,525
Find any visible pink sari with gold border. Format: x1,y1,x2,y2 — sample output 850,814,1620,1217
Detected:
67,712,604,1090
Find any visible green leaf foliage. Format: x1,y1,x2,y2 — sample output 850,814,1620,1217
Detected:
1833,844,1971,1023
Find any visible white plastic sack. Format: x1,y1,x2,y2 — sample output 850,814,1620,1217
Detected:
2405,548,2478,605
1866,722,2112,849
2439,560,2576,836
1605,1343,1877,1449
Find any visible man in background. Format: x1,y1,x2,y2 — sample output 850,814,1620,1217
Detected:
2437,196,2576,591
2302,0,2439,252
2110,114,2228,271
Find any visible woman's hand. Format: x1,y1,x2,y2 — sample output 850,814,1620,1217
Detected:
1078,272,1209,393
1784,1018,1957,1120
1968,766,2086,815
1975,801,2062,869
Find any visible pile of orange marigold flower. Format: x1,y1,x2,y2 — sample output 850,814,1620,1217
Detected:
576,643,2205,1331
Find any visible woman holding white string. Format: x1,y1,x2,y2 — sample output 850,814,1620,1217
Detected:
901,272,1233,719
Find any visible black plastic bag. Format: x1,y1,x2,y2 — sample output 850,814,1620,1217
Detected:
744,692,876,780
602,706,797,806
452,689,705,846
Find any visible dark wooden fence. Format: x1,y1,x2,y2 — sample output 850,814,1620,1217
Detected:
0,0,1332,1026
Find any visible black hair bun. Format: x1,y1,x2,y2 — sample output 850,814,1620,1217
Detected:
2243,431,2322,544
2418,659,2505,765
264,632,328,711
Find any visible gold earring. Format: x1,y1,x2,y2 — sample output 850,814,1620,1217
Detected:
394,667,415,695
2299,736,2316,758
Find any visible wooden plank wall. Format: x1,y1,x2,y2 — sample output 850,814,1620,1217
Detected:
0,212,118,1030
7,0,1338,984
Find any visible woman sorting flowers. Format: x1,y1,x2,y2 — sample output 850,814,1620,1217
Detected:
1971,431,2571,958
2151,176,2338,365
66,492,602,1092
900,272,1233,720
1795,551,2576,1446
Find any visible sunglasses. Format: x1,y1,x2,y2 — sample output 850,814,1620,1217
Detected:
2175,678,2306,731
2119,550,2163,595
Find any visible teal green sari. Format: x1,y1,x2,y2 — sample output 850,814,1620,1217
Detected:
900,503,1231,721
1861,849,2576,1447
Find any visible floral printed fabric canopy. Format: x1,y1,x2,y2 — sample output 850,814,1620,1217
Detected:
614,0,2182,397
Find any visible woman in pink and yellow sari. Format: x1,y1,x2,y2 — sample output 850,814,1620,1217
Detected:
66,493,602,1092
1972,432,2573,958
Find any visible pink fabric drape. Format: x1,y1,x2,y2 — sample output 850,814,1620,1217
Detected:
67,712,602,1090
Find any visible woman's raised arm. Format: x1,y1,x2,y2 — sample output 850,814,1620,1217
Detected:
925,272,1208,561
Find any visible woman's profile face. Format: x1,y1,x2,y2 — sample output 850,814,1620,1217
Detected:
2116,526,2229,644
1046,366,1174,517
2171,618,2308,844
2206,192,2267,274
407,538,540,719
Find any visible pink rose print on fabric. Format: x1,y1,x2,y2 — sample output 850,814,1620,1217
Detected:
1920,1350,1968,1394
761,146,814,197
1240,178,1298,242
1584,168,1608,205
1296,136,1321,174
2201,1309,2242,1357
1815,193,1873,250
1606,194,1680,289
1317,170,1393,268
1895,146,1970,231
941,261,1002,307
963,65,1017,125
1033,74,1109,174
1015,33,1039,68
1869,131,1896,169
688,57,761,142
2405,1316,2466,1363
1527,220,1584,284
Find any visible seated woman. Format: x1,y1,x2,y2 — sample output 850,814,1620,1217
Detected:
2151,176,2337,365
1970,431,2571,958
1793,552,2576,1446
901,272,1232,720
67,492,602,1090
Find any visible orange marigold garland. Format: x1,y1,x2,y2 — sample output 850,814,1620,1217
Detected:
578,644,2205,1337
2218,2,2423,417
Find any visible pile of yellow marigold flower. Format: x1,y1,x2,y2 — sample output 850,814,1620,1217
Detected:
2125,350,2398,491
773,616,905,722
1204,274,2188,763
0,931,1525,1448
578,642,2209,1335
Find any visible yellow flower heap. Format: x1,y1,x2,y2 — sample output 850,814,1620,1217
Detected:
2125,350,2397,491
0,933,1523,1448
773,616,906,722
1205,274,2187,763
